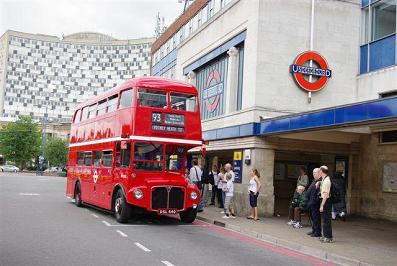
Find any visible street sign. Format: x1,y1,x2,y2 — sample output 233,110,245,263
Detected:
233,151,243,183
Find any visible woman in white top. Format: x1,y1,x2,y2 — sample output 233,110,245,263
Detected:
247,169,262,221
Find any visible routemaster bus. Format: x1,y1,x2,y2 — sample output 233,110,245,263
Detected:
66,76,202,223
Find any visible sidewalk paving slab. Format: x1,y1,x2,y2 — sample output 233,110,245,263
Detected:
197,206,397,266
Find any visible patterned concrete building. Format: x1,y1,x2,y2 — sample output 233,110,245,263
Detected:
0,30,154,123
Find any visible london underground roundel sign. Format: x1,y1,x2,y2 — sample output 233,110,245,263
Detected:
290,51,332,92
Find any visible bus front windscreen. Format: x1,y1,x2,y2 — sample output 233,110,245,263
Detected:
134,142,163,171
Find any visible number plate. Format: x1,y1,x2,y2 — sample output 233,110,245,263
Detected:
158,209,177,215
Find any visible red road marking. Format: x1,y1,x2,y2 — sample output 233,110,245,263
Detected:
194,220,334,266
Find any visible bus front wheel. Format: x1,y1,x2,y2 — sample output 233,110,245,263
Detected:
114,189,131,223
74,182,83,207
179,208,197,223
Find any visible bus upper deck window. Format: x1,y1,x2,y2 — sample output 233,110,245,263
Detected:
97,99,107,116
74,109,81,123
88,104,97,119
81,107,88,121
137,88,167,109
107,95,118,113
170,93,196,112
119,89,133,109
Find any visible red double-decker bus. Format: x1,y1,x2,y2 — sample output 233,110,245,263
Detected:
66,77,202,223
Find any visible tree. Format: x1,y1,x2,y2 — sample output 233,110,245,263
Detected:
44,137,68,167
0,116,41,169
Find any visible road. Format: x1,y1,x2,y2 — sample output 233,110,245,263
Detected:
0,173,332,266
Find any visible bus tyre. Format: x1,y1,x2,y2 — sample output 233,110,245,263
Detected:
179,208,197,223
114,190,131,223
74,183,83,207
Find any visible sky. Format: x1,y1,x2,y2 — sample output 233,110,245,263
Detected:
0,0,184,39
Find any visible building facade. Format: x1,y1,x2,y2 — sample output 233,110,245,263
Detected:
151,0,397,221
0,30,154,124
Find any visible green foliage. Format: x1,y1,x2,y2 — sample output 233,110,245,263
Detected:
0,116,41,169
44,137,68,167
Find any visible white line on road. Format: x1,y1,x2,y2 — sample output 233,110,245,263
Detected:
161,261,175,266
102,220,111,227
135,242,151,252
116,230,128,238
19,193,40,196
91,213,99,218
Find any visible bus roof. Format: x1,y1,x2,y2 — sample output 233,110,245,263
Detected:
76,76,197,110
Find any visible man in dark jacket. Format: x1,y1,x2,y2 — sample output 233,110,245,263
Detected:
306,168,322,237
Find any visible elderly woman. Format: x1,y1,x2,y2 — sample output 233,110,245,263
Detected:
287,185,307,229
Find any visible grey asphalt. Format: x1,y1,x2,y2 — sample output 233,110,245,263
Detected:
0,173,327,266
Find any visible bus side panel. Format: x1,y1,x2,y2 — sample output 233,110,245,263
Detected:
66,149,76,198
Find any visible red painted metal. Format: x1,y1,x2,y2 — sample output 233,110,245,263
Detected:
66,76,202,214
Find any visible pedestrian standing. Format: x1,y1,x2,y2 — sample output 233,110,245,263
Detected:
297,166,309,188
319,165,333,243
209,165,219,206
224,163,235,182
218,167,226,209
306,168,322,237
247,169,261,221
188,160,203,212
200,164,210,208
222,173,236,219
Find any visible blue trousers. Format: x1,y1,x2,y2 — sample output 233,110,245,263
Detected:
310,205,321,236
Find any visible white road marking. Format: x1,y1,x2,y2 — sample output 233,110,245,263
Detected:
135,242,151,252
102,220,111,227
161,261,175,266
38,178,49,181
19,193,40,196
91,213,99,218
116,230,128,238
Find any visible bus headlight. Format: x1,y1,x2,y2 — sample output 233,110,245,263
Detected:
134,189,143,199
190,191,198,200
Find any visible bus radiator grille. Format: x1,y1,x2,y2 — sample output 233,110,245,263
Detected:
151,187,185,210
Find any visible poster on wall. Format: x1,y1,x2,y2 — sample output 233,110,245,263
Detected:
383,162,397,193
287,164,306,179
233,151,243,183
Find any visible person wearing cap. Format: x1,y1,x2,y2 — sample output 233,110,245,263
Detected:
319,165,333,243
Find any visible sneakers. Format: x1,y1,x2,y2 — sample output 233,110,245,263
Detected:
293,222,303,229
287,220,296,226
220,211,225,214
230,215,236,219
222,215,230,219
321,237,333,243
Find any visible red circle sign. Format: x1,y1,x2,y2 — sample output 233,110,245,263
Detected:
290,51,332,92
204,69,222,112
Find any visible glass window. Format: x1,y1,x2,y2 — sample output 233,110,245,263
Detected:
93,151,101,166
97,99,107,116
77,152,84,165
371,0,396,41
107,95,118,112
73,109,81,123
84,152,92,166
103,150,113,167
166,145,184,172
170,92,196,111
137,88,167,108
119,89,133,109
88,104,97,119
361,7,370,44
121,142,131,167
134,142,163,171
81,107,88,121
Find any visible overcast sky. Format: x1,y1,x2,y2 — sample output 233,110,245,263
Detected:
0,0,183,39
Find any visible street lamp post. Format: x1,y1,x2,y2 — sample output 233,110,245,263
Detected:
35,105,48,175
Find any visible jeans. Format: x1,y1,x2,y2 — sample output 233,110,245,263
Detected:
321,201,333,238
201,183,209,207
309,204,321,235
211,185,217,204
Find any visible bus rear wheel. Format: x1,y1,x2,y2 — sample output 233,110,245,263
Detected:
114,189,131,223
74,182,83,207
179,208,197,223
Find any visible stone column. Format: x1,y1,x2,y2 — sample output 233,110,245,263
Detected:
233,147,275,217
187,70,196,85
225,46,239,113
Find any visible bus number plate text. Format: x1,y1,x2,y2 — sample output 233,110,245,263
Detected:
158,209,177,215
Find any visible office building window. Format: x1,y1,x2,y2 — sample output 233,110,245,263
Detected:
372,0,396,41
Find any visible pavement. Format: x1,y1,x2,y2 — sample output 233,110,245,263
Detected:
0,172,333,266
196,204,397,266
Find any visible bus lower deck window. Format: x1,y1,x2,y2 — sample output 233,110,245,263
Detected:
134,142,163,171
103,151,113,167
84,152,92,166
93,151,101,166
